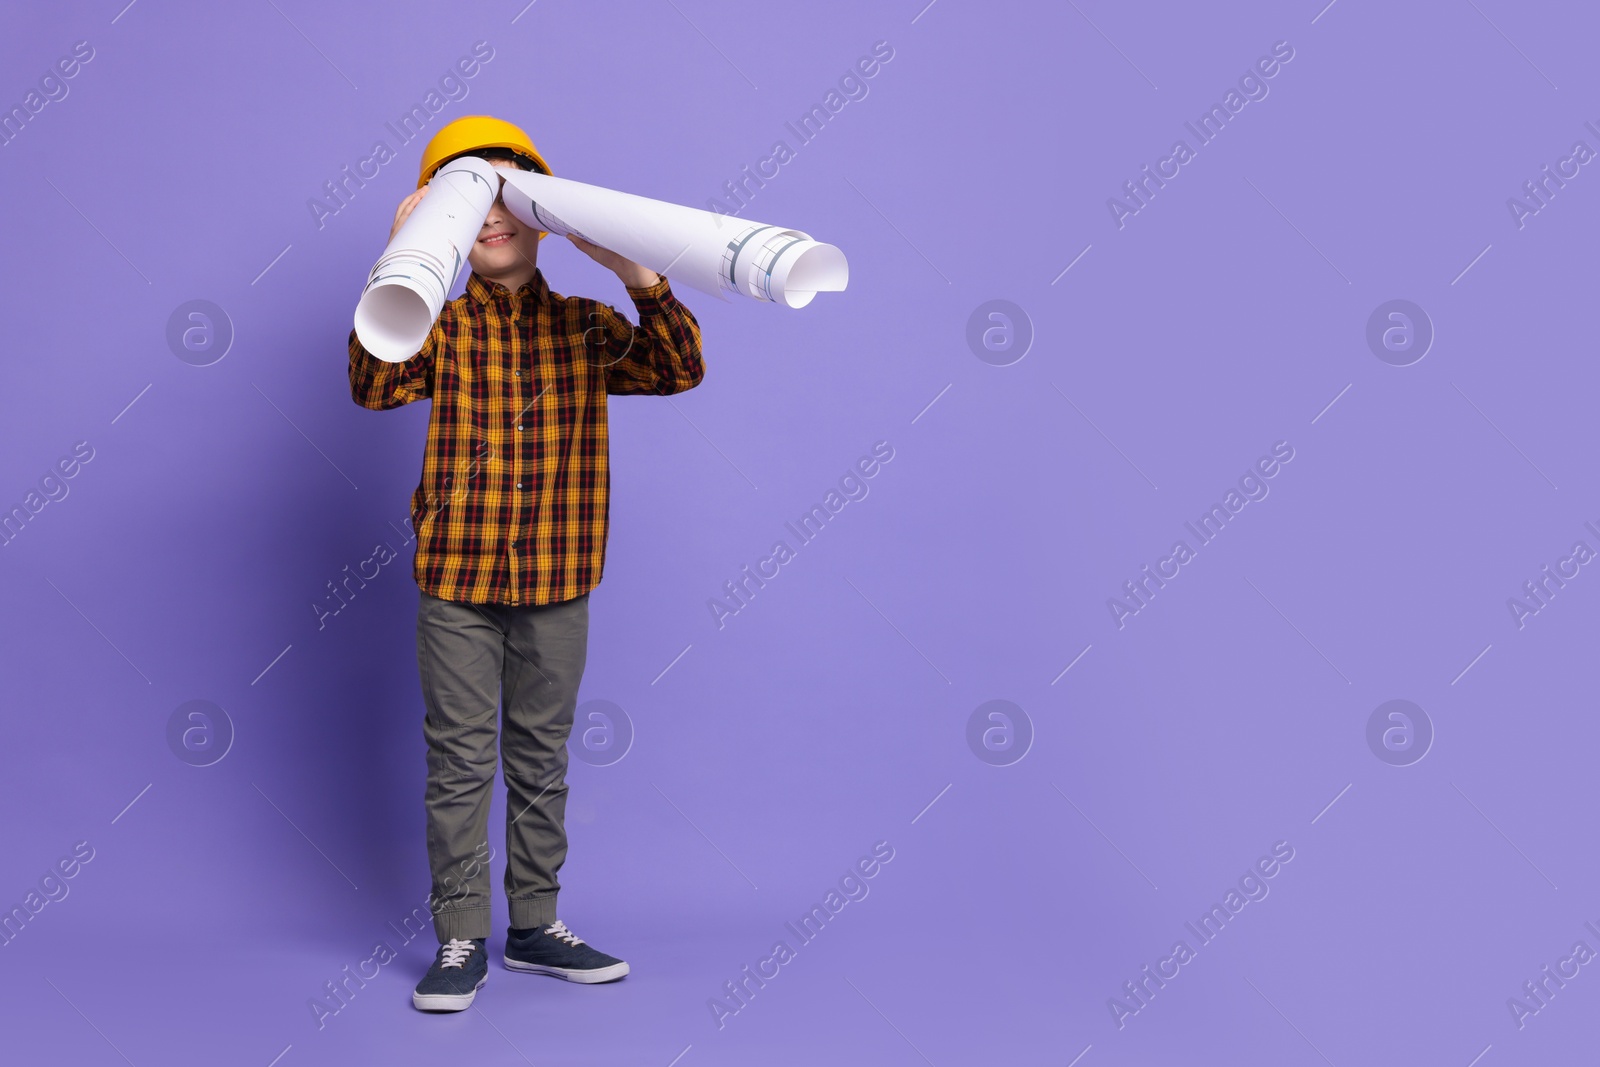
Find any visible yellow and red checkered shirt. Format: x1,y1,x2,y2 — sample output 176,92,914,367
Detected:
348,267,704,605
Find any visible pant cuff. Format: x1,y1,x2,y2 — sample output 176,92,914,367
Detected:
508,892,558,930
433,905,491,943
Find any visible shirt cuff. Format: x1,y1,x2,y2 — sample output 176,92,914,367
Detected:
625,275,676,317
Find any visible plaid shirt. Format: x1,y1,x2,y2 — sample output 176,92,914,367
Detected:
348,267,704,606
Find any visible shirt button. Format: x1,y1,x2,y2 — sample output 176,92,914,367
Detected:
516,424,523,431
514,370,522,377
516,482,523,489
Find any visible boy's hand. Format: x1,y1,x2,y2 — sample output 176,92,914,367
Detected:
389,188,426,242
566,233,659,289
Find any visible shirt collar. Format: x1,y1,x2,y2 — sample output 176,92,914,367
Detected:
466,268,549,309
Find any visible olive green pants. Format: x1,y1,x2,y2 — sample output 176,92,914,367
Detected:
416,588,589,942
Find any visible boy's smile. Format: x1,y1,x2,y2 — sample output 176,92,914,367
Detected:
466,158,541,291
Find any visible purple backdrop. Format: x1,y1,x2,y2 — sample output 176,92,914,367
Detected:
2,0,1595,1063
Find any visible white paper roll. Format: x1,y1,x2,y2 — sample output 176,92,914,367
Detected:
353,155,500,362
497,169,848,308
353,161,849,360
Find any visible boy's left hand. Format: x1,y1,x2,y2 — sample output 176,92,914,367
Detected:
566,234,660,289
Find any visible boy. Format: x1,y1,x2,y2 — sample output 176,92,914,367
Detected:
346,115,705,1012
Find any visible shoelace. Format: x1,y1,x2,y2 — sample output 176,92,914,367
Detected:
438,938,477,969
545,920,585,946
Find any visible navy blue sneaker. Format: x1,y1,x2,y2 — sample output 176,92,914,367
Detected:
504,921,629,983
412,937,488,1011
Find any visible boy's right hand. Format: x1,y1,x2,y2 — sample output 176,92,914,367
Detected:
389,188,426,241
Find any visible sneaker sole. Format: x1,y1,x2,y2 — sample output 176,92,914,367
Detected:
412,974,487,1012
502,956,630,983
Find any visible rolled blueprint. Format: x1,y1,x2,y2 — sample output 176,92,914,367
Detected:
497,168,848,309
353,155,500,362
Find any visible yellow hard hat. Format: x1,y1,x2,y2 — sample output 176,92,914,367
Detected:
418,115,552,186
418,116,555,239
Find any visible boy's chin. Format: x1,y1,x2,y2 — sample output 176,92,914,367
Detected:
470,254,526,275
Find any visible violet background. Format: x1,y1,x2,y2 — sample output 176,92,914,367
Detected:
2,1,1596,1064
